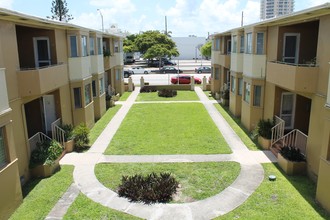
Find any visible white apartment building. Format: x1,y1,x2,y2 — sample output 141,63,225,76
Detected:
260,0,295,20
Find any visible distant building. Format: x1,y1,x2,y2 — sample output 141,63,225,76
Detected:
260,0,294,20
171,36,206,60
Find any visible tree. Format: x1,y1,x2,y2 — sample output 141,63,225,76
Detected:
200,41,212,58
123,34,138,53
48,0,73,22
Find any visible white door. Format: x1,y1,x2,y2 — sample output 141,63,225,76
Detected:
283,33,300,64
33,37,51,68
280,93,296,130
43,95,56,134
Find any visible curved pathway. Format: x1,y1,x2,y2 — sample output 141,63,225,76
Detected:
52,86,276,220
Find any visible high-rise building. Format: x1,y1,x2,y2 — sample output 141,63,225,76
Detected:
260,0,295,20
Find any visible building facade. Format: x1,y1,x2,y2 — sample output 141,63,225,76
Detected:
171,36,207,60
0,8,124,219
211,3,330,212
260,0,295,20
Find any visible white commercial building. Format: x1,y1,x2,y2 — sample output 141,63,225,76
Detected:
260,0,294,20
171,36,207,60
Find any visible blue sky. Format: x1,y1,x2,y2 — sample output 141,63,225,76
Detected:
0,0,328,37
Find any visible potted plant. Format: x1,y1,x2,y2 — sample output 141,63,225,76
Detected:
221,89,229,106
257,118,275,150
29,139,64,177
278,146,306,175
73,123,90,152
61,124,74,152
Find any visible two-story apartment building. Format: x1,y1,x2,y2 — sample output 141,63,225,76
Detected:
0,8,124,219
211,3,330,212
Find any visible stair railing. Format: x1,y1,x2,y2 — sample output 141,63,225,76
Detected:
282,129,308,156
51,118,65,147
271,115,285,147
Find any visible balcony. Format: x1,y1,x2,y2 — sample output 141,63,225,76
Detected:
68,56,92,80
103,52,123,70
243,54,267,78
266,61,319,93
211,51,230,69
91,55,104,74
230,53,243,73
0,68,10,115
17,63,68,97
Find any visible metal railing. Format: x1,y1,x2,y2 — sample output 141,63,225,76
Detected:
271,116,285,146
270,60,318,67
51,118,65,146
282,129,308,156
28,132,52,153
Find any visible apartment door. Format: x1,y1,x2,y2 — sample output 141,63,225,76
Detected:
33,37,51,68
280,93,296,130
282,33,300,64
43,95,56,134
227,40,231,54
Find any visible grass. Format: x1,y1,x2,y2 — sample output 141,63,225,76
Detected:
136,91,200,101
204,91,215,100
119,92,132,101
216,163,330,219
95,162,240,202
214,103,260,151
105,103,231,155
64,193,141,220
10,166,74,220
89,105,122,145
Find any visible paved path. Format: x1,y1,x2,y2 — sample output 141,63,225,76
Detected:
49,86,277,220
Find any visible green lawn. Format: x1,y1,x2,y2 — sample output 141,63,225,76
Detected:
10,166,74,220
216,163,330,219
64,193,141,220
95,162,240,202
119,92,132,101
105,103,231,155
214,104,260,151
89,105,122,145
136,91,200,101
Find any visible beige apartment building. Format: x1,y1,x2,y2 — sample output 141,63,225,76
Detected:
0,8,124,219
211,3,330,212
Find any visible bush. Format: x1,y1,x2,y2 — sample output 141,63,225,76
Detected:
73,123,90,150
280,146,306,162
257,118,275,139
140,86,157,93
158,89,177,98
60,124,74,141
118,172,179,204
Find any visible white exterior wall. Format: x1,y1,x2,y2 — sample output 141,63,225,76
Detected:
171,37,207,60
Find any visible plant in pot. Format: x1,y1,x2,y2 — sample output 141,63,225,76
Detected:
221,89,229,106
60,124,74,152
73,123,90,152
256,118,275,150
278,146,306,175
29,139,64,177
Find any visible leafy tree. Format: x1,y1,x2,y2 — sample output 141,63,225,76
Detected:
123,34,138,53
200,41,212,58
48,0,73,22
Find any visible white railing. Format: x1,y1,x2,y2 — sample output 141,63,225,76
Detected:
282,129,308,156
28,132,52,153
51,118,65,146
271,116,285,146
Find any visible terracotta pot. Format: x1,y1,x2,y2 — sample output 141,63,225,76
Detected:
65,140,74,153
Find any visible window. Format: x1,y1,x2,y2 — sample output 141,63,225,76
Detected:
0,127,7,168
74,87,82,108
85,84,91,105
99,78,104,95
97,38,102,55
81,35,88,57
256,33,264,54
232,35,237,53
231,76,236,93
70,36,78,57
244,82,250,103
215,67,220,80
215,38,220,51
114,40,119,53
92,80,97,97
254,85,262,106
246,33,252,54
238,78,243,95
90,37,95,55
116,69,121,80
240,36,245,53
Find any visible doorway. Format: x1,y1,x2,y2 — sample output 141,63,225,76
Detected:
33,37,51,68
280,93,296,130
282,33,300,64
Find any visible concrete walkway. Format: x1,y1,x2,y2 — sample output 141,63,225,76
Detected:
50,86,277,220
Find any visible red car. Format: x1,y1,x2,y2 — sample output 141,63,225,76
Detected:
170,74,202,84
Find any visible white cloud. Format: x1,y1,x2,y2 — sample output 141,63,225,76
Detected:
89,0,136,12
0,0,13,8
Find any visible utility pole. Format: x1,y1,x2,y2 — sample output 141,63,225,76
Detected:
241,11,244,27
165,16,168,36
97,9,104,32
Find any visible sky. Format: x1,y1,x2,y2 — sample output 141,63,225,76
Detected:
0,0,329,37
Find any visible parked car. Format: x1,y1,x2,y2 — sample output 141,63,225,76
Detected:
124,55,135,64
171,75,202,84
158,66,183,74
195,66,211,73
129,66,150,74
147,60,164,67
163,59,176,66
123,69,133,78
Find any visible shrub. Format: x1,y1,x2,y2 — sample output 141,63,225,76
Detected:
257,118,275,139
140,86,157,93
118,172,179,204
60,124,74,141
158,89,177,98
280,146,306,162
73,123,90,150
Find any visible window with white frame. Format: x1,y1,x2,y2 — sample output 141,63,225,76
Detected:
70,36,78,57
97,37,102,55
215,38,220,51
256,33,264,55
240,35,245,53
116,69,121,80
85,84,92,105
232,35,237,53
74,87,82,108
244,82,250,103
253,85,262,106
81,35,88,57
231,76,236,93
215,67,220,80
0,127,7,168
238,78,243,95
99,78,104,95
246,33,252,54
90,37,95,55
114,40,119,53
